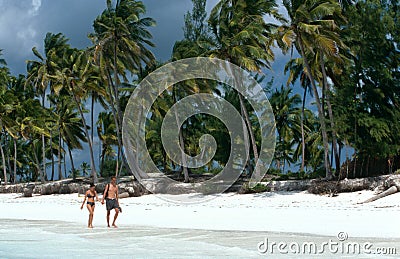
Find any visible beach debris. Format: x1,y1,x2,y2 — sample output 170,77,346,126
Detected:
119,192,129,199
359,185,399,204
23,187,33,197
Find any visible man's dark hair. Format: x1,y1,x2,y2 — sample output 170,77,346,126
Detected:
111,176,116,180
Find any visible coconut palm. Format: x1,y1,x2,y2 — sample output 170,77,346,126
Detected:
49,95,87,180
26,33,70,181
17,97,52,182
281,0,345,178
207,0,281,177
97,111,118,175
89,0,156,176
0,87,16,184
7,75,37,183
284,57,313,171
270,86,302,172
0,52,11,183
50,47,105,183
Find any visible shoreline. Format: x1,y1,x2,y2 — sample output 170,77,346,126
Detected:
1,190,400,238
4,219,399,258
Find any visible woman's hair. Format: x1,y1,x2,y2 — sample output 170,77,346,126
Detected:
90,183,95,188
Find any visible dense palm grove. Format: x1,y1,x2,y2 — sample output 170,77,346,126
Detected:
0,0,399,184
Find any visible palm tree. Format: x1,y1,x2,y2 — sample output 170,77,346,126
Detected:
90,0,156,176
284,57,313,171
171,39,219,182
97,111,118,175
50,47,105,183
0,52,11,183
270,86,302,172
8,75,36,183
0,88,16,184
207,0,280,178
26,33,70,181
281,0,345,178
49,95,87,180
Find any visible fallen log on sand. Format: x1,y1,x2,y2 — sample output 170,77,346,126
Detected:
358,177,400,204
358,186,398,204
307,174,400,195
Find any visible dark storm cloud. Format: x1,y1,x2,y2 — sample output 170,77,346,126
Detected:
35,0,105,49
0,0,196,74
145,0,193,61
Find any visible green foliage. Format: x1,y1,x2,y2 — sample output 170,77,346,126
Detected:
240,182,270,194
334,0,400,161
183,0,209,42
1,0,400,184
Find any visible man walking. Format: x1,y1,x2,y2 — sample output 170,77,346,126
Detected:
101,176,121,227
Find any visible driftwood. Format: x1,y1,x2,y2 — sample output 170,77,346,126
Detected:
0,176,148,197
308,174,400,203
358,186,398,204
358,177,400,204
307,174,400,195
118,192,129,199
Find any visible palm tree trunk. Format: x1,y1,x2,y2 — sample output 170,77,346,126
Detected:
0,138,7,185
100,146,106,175
42,92,46,181
68,146,76,180
50,131,55,181
238,94,260,178
113,42,124,126
134,101,147,179
63,141,67,178
298,35,332,179
112,42,129,175
172,89,189,182
58,130,63,180
91,93,95,146
32,142,45,183
320,55,340,175
179,129,189,182
71,87,98,183
162,148,167,173
106,69,130,175
13,138,17,184
300,87,307,172
225,59,253,177
115,147,120,177
41,134,46,180
6,140,12,181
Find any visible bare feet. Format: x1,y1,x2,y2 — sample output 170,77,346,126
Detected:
107,225,110,228
112,224,118,228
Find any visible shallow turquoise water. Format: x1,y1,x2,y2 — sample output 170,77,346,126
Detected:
0,219,399,258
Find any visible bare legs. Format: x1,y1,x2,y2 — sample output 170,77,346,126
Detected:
106,208,119,228
86,204,94,228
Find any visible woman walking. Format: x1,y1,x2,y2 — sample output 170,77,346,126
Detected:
81,183,99,228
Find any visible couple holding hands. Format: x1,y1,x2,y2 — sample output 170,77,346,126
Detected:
80,176,122,228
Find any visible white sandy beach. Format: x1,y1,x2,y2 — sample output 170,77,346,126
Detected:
1,190,399,238
1,190,400,258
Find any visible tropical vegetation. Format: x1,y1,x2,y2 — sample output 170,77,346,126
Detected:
0,0,399,185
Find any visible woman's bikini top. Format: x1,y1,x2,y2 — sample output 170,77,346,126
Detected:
87,192,95,199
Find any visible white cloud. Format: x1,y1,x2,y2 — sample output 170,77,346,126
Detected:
29,0,42,16
0,0,42,64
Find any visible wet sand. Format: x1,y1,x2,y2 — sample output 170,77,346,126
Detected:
1,219,399,258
